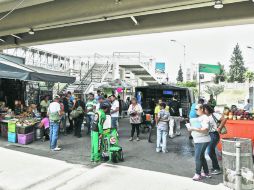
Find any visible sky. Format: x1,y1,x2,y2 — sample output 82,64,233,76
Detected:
35,24,254,81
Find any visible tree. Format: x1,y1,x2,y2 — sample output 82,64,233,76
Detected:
214,62,227,84
228,44,246,83
244,71,254,83
177,81,197,87
176,65,183,82
204,85,224,101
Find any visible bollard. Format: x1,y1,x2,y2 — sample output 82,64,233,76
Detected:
236,142,242,190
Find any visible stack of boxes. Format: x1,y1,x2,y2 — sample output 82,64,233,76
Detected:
7,121,17,143
17,125,34,145
0,122,8,138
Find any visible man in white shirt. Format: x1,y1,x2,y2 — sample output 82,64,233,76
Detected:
110,95,119,129
47,95,62,151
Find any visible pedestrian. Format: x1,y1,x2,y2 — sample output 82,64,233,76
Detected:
203,104,226,175
168,95,182,138
66,91,74,133
118,95,123,118
208,94,216,110
156,102,170,153
244,99,252,112
110,95,119,129
86,93,96,135
73,97,85,138
187,104,211,181
62,95,69,135
40,95,50,115
128,97,143,141
96,96,104,112
48,95,62,151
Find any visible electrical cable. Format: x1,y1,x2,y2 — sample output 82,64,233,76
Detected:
0,0,25,22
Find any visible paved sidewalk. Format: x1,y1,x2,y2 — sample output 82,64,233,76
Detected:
0,147,229,190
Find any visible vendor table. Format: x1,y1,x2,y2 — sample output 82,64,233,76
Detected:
218,120,254,152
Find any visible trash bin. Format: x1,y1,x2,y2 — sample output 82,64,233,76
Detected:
222,138,254,190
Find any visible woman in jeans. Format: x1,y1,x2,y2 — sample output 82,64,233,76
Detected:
188,104,211,181
73,99,85,138
203,104,226,175
128,97,143,141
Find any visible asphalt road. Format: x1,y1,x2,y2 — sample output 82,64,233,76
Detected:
0,118,223,186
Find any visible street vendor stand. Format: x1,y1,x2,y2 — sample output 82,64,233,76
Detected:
218,120,254,152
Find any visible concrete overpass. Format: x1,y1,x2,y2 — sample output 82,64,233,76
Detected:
0,0,254,49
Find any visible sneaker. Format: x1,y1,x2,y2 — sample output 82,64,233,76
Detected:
201,173,212,178
52,147,61,151
136,137,140,141
192,174,202,181
211,169,222,175
129,137,133,141
156,148,162,153
176,132,181,136
162,150,168,153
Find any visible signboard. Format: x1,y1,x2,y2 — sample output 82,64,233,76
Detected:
199,64,221,75
155,62,165,73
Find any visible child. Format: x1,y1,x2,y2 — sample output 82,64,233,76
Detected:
39,112,50,141
156,102,170,153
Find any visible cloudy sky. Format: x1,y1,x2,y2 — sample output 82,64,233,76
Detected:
35,23,254,81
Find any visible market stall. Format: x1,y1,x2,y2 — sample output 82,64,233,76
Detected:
218,114,254,152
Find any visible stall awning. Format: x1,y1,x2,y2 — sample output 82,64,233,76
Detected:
0,60,75,83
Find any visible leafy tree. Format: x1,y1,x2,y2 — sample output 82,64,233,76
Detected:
214,62,227,84
176,65,183,82
177,81,197,87
228,44,246,83
204,85,224,101
244,71,254,83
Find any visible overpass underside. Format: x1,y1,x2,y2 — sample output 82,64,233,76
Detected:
0,0,253,49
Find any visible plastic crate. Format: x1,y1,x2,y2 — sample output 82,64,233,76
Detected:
17,125,34,134
18,132,34,145
8,121,16,133
8,132,17,143
0,123,8,138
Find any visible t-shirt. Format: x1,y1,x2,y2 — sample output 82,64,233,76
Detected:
41,117,49,129
40,100,50,113
111,100,119,117
48,102,61,121
189,103,197,119
86,99,96,115
209,113,222,132
154,105,169,115
157,109,170,131
191,115,211,143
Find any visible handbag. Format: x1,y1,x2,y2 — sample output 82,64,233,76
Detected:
70,106,84,119
212,114,227,134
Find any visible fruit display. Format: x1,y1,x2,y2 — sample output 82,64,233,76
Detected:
224,107,254,121
16,118,38,127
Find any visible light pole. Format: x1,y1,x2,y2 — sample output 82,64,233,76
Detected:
170,39,186,80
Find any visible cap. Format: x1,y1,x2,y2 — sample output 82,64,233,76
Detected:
54,95,60,99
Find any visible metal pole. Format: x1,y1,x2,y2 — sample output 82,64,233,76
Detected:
235,142,242,190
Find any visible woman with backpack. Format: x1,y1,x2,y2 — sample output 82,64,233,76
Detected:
203,104,226,175
73,98,85,138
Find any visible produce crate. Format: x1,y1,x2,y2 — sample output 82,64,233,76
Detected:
8,121,16,133
8,132,17,143
0,123,8,138
18,132,34,145
16,125,34,134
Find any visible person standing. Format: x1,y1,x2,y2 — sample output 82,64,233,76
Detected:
73,98,85,138
62,95,69,135
208,94,216,110
86,93,96,135
48,95,62,151
66,91,74,133
187,104,211,181
128,97,143,141
244,99,252,112
156,102,170,153
95,96,104,112
40,95,50,114
203,104,226,175
110,95,119,129
168,95,182,138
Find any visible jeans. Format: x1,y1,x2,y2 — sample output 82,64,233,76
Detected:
111,117,118,129
194,142,209,175
67,111,74,132
61,113,67,134
131,124,140,138
156,128,167,152
74,117,83,137
208,132,220,170
169,116,181,137
50,121,60,149
86,114,94,134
